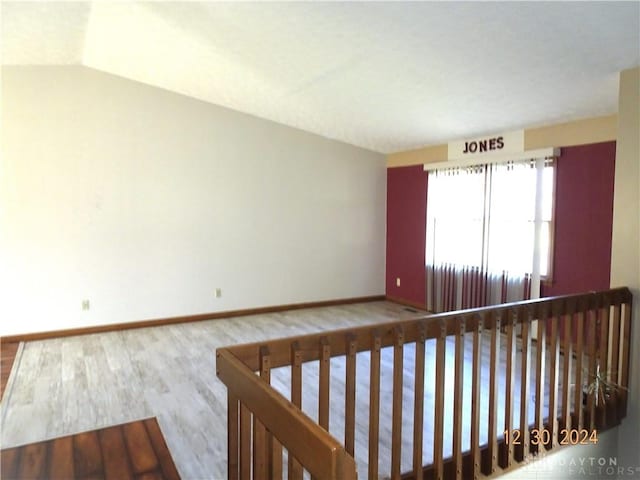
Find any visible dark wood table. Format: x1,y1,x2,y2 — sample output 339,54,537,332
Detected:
1,417,181,479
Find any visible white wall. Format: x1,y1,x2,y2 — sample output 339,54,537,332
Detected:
612,67,640,473
0,66,386,335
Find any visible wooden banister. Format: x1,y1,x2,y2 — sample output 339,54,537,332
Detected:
227,288,632,371
217,287,633,480
217,349,357,480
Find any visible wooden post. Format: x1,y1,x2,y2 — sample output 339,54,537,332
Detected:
548,312,559,447
253,347,270,479
534,309,546,454
503,311,516,467
453,317,465,479
368,332,382,480
289,343,303,480
413,323,426,480
260,347,282,480
518,309,532,462
228,393,239,480
433,321,447,480
587,308,597,431
561,311,573,434
598,302,610,427
574,309,585,430
487,313,500,474
345,334,357,456
391,326,405,480
471,315,483,478
319,338,331,432
619,301,632,415
609,303,621,421
239,403,251,480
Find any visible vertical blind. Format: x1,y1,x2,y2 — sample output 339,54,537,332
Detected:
425,157,554,313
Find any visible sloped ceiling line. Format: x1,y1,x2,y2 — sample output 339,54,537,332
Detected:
2,1,639,153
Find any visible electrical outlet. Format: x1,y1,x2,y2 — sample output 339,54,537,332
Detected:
82,299,90,311
396,277,401,287
215,288,222,298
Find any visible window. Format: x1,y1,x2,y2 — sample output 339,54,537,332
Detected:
425,158,554,312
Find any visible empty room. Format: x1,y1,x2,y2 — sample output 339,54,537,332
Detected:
1,2,639,479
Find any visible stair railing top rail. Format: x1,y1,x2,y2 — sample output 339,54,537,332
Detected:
223,287,631,371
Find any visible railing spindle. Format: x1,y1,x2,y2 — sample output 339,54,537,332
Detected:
587,307,598,431
453,318,465,479
503,311,516,468
368,332,382,480
471,315,483,478
619,301,631,413
391,326,405,479
239,403,251,480
487,313,500,475
598,301,610,427
609,303,621,421
433,321,447,480
319,338,331,432
228,393,240,480
518,309,531,462
561,310,573,434
289,343,303,480
260,348,283,479
534,309,546,454
345,334,357,456
547,311,559,447
413,323,426,480
433,321,446,480
253,347,270,479
574,308,585,430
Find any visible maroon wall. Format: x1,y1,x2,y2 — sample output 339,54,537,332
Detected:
385,141,616,307
542,141,616,297
386,165,427,307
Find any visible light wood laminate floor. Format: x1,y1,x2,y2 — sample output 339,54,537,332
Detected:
1,303,570,480
1,301,426,480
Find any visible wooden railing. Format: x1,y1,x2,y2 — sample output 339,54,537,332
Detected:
216,287,633,479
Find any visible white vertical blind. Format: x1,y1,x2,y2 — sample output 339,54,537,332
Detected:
425,157,555,312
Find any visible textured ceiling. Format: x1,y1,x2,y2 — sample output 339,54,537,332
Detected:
2,1,639,153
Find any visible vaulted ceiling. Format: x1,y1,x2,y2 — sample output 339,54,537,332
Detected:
2,2,639,153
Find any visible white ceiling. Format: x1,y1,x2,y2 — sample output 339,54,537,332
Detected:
2,1,639,153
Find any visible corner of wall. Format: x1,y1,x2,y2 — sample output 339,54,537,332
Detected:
612,65,640,472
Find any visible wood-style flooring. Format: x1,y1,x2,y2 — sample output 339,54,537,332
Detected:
0,303,570,479
0,301,422,480
1,342,20,401
1,417,180,479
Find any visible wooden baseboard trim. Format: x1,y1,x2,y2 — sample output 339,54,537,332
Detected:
0,295,386,344
385,295,428,312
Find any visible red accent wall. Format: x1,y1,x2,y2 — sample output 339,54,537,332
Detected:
542,141,616,297
386,165,427,307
